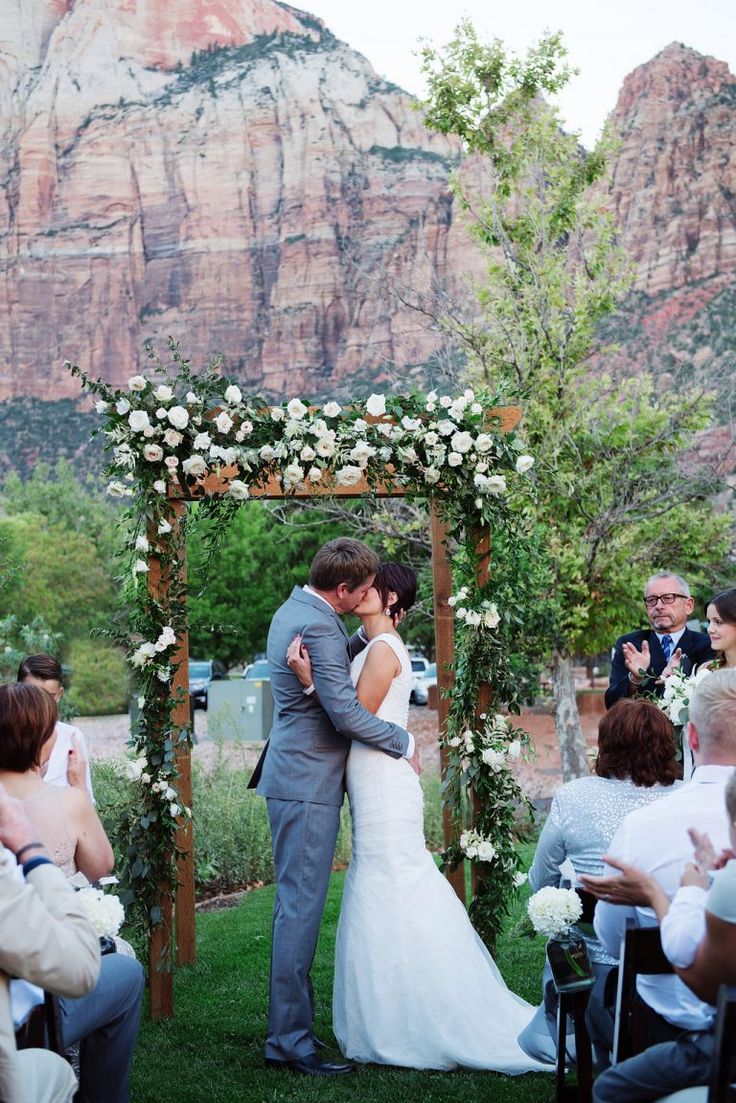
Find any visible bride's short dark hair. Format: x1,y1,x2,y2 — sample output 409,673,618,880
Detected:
375,563,417,617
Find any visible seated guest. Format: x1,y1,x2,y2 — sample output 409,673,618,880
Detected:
18,654,94,801
0,683,113,880
580,669,736,1101
605,571,713,709
518,700,679,1062
0,780,144,1103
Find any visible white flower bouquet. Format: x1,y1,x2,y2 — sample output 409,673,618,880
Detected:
527,886,582,939
660,663,712,727
77,886,125,939
459,829,496,863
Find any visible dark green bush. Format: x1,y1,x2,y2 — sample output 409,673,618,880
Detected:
66,639,128,715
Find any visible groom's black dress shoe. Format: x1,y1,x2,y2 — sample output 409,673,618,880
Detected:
265,1054,354,1076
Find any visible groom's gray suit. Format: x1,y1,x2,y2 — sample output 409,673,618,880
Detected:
251,586,410,1062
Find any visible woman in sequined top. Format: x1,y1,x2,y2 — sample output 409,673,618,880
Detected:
518,699,680,1064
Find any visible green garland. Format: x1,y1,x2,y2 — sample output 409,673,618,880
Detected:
67,339,536,951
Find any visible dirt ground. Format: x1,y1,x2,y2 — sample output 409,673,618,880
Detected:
76,694,606,808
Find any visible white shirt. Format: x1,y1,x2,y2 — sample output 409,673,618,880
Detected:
593,764,733,1029
42,721,95,803
660,858,736,969
302,586,415,759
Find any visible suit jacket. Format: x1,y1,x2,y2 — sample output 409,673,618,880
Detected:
605,626,715,709
0,848,100,1102
250,586,410,805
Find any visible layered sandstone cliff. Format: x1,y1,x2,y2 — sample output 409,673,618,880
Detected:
0,0,470,400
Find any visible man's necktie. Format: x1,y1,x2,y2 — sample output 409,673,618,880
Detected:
661,635,673,663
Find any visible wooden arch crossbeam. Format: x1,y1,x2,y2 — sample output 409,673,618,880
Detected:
147,407,520,1019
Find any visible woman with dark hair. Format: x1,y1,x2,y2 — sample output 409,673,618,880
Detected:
704,588,736,670
287,564,547,1074
518,699,680,1063
0,684,112,881
17,653,94,801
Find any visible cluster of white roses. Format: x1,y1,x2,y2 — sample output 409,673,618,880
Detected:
99,377,533,515
130,625,177,682
125,754,186,819
448,586,501,629
458,829,497,863
446,712,523,776
659,663,712,727
77,886,126,938
527,886,583,939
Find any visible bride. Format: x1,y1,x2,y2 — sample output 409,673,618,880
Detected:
287,563,549,1073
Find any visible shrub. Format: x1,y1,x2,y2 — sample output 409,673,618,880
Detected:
66,639,128,715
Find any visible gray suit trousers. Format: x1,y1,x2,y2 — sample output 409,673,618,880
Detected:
265,797,341,1061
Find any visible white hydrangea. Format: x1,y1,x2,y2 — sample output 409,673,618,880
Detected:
527,887,583,939
77,887,125,938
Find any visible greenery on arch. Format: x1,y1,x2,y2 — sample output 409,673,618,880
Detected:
67,340,540,949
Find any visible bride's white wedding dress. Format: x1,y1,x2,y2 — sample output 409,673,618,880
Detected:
333,633,548,1072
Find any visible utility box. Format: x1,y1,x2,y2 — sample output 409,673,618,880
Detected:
207,678,273,742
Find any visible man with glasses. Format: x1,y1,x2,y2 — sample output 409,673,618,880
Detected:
605,572,714,708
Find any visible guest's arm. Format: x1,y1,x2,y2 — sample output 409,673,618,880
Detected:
527,796,568,892
65,788,115,881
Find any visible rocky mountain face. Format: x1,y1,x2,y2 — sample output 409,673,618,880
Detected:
0,9,734,432
599,43,736,402
0,0,470,404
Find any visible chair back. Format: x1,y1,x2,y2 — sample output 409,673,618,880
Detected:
14,992,63,1056
575,888,597,926
709,984,736,1103
612,920,674,1064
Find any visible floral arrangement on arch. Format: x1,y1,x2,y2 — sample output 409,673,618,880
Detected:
66,340,537,951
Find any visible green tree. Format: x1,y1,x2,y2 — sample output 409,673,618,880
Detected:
419,25,732,777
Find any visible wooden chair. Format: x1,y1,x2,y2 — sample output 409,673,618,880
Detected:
657,984,736,1103
548,889,599,1103
613,921,674,1065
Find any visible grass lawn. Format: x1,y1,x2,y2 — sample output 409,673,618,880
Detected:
132,845,559,1102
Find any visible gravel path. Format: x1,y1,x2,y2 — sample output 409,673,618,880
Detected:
76,701,603,802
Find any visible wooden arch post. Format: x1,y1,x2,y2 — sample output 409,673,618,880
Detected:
147,407,520,1018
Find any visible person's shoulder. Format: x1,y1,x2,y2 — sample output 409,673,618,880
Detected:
614,628,649,647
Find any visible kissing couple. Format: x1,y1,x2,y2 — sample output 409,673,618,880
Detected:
249,538,548,1076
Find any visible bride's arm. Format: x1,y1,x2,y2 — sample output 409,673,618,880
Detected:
354,642,400,715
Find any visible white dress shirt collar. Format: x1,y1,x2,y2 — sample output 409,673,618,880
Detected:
303,584,336,611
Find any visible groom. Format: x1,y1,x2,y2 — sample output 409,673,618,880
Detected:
249,538,416,1075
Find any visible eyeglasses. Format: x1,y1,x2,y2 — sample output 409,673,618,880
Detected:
643,593,688,609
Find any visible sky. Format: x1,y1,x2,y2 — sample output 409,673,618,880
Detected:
303,0,736,147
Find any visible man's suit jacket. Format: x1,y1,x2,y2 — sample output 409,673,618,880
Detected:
250,586,410,806
0,848,99,1102
605,626,714,709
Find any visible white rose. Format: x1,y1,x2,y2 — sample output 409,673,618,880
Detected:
95,400,109,413
465,610,482,627
258,445,275,462
365,394,386,417
154,384,173,403
227,479,249,500
424,431,439,446
451,431,473,454
157,519,172,534
450,398,468,420
477,840,496,862
128,375,147,392
164,456,179,470
142,425,155,438
155,626,176,651
350,441,376,466
307,466,322,483
447,452,463,467
335,465,363,486
153,480,167,494
131,643,156,668
215,411,234,435
322,401,342,417
401,416,422,432
426,390,438,404
192,432,211,451
128,410,150,433
107,480,128,498
141,444,162,462
507,739,522,759
167,406,189,430
133,559,149,574
481,748,506,771
315,433,336,458
282,463,305,488
270,407,285,422
224,384,242,405
424,467,440,484
287,398,308,420
155,407,168,420
482,603,501,629
439,396,453,408
471,402,483,415
437,420,455,436
515,454,535,473
160,429,180,449
486,475,507,495
115,398,131,415
300,445,316,462
182,455,207,477
474,433,494,454
186,391,197,405
135,536,149,552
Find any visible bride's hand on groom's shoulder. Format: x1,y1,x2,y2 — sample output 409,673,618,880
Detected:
287,634,313,688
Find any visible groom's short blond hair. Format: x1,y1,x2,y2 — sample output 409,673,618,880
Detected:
309,538,380,592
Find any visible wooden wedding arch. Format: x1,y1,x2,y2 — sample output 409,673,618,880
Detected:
147,407,520,1019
